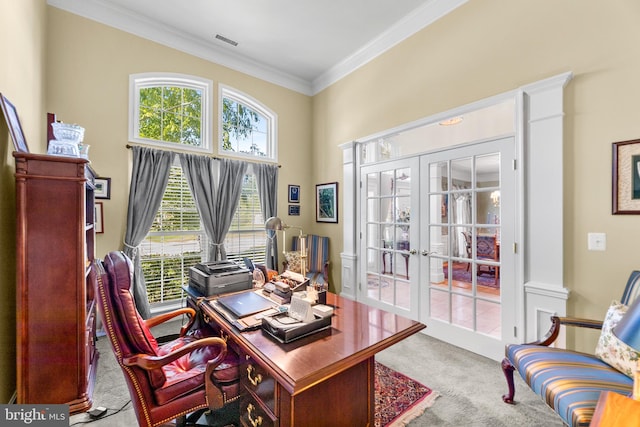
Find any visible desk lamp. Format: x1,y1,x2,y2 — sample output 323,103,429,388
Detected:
265,216,306,276
613,296,640,400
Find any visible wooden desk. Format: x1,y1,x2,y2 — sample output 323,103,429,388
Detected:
191,290,425,427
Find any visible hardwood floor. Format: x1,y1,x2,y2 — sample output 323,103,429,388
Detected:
368,261,502,337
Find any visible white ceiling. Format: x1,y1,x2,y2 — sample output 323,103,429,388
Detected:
48,0,467,95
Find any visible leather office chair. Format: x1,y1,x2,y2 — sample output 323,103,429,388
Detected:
91,251,240,427
284,234,330,286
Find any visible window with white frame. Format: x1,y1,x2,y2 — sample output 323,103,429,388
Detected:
139,165,267,309
129,73,213,153
219,85,277,162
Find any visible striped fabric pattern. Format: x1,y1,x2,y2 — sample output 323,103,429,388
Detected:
292,234,329,284
621,270,640,305
507,344,633,427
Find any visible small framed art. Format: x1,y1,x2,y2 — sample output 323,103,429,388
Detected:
289,205,300,216
95,202,104,234
95,177,111,200
288,184,300,203
316,182,338,223
0,93,29,153
612,139,640,214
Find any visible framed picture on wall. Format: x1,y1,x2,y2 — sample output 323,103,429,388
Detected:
288,184,300,203
95,202,104,234
0,93,29,153
316,182,338,223
289,205,300,216
612,139,640,214
95,177,111,199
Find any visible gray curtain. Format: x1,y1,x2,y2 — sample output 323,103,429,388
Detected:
178,153,218,261
210,158,248,260
254,163,279,270
123,146,175,319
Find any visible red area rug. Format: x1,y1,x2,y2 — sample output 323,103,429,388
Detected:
443,262,500,289
374,362,438,427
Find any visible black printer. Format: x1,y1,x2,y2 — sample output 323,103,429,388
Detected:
189,261,252,296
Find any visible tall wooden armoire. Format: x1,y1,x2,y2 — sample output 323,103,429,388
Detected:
14,152,98,414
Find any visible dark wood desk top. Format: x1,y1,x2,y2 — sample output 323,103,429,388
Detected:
196,291,425,396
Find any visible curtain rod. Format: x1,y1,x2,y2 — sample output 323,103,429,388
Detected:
125,144,281,168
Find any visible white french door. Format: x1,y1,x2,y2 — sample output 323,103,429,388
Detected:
360,158,420,316
358,136,516,360
419,137,515,360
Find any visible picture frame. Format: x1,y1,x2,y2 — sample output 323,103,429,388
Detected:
316,182,338,223
95,177,111,200
288,184,300,203
288,205,300,216
0,93,29,153
95,202,104,234
612,139,640,214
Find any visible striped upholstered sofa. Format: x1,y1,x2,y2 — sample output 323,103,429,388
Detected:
502,271,640,427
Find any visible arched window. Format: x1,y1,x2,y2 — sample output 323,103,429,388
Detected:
129,73,213,153
219,84,277,162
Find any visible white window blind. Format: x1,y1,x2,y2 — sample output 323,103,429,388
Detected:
223,174,267,265
139,165,205,306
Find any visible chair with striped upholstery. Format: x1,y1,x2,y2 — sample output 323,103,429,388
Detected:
502,271,640,427
289,234,330,286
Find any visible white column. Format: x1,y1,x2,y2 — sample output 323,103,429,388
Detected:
339,141,357,300
520,72,572,342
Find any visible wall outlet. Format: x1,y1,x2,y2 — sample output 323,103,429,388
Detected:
587,233,606,251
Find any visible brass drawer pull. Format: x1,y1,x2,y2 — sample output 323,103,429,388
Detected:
247,364,263,386
247,403,263,427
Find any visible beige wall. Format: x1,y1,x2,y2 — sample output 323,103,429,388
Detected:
45,8,313,270
313,0,640,351
0,0,47,403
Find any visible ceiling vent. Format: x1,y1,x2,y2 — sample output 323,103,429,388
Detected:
215,34,238,47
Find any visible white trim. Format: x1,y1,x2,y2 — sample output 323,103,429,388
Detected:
48,0,465,96
354,90,519,145
218,84,278,163
129,72,213,153
49,0,312,95
342,72,573,356
312,0,468,94
524,281,571,300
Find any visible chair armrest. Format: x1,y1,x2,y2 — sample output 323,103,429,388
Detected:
143,307,196,336
530,315,603,346
123,336,227,370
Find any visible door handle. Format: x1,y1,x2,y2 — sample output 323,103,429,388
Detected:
421,250,430,256
409,249,417,255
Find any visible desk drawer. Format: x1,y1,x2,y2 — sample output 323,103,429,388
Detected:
240,394,277,427
241,354,276,414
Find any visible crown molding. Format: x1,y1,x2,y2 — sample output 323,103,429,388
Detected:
311,0,468,94
47,0,314,94
48,0,466,96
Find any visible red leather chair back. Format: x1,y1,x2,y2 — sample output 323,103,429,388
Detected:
101,251,166,388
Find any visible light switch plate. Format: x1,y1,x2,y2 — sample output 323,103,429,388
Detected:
588,233,606,251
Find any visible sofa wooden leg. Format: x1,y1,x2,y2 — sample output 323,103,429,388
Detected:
501,357,516,404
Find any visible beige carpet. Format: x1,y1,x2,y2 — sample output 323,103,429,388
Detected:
70,320,563,426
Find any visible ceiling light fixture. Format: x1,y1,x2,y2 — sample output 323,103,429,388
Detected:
215,34,238,47
439,116,464,126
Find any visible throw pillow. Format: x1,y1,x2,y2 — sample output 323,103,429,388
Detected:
595,300,640,378
284,251,302,274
